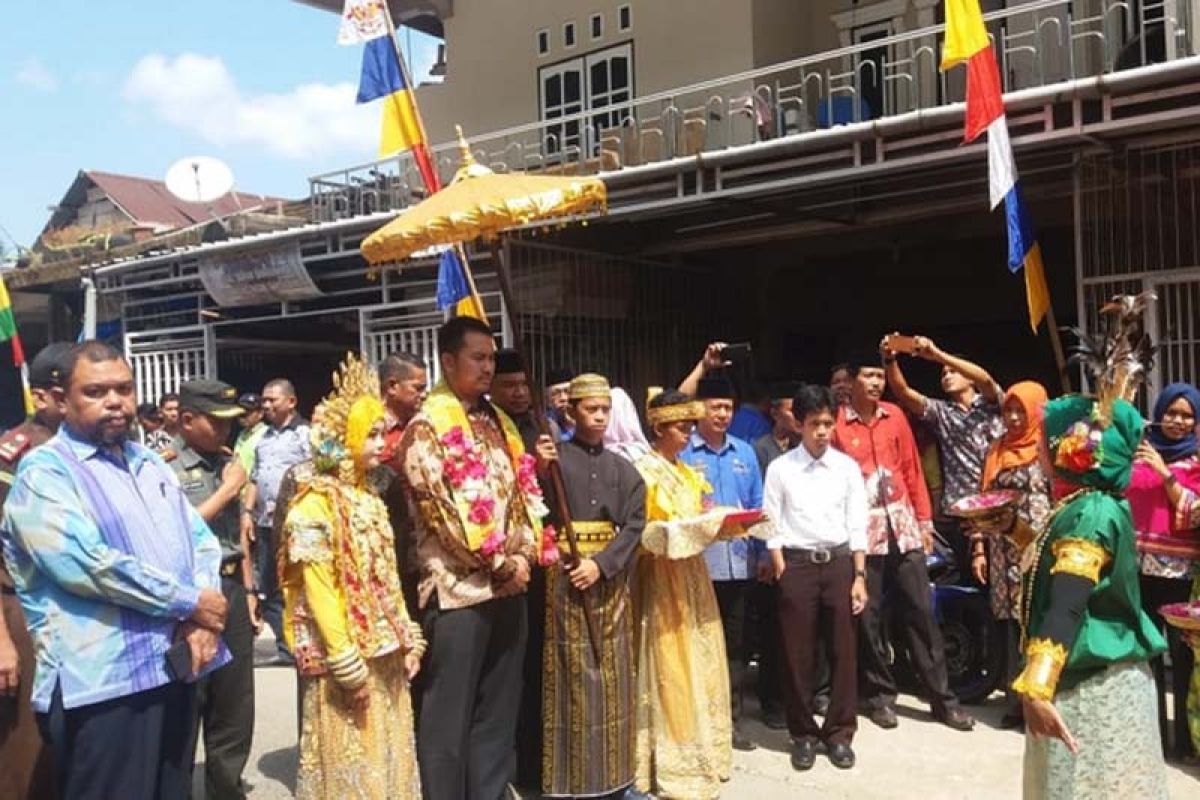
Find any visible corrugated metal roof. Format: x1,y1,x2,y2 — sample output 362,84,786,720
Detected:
84,171,290,231
92,211,400,277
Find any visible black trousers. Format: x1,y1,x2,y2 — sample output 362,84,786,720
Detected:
38,680,195,800
777,551,858,745
418,594,528,800
990,617,1023,713
750,581,784,713
859,543,958,713
514,567,546,790
193,578,255,799
713,580,751,727
1140,572,1197,760
253,526,287,656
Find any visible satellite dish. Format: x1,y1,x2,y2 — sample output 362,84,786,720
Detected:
165,156,235,204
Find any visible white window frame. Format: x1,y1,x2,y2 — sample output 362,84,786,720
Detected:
536,28,549,56
538,42,633,158
618,4,632,32
563,21,577,49
590,12,604,40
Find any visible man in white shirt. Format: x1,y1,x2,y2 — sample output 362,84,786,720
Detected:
765,384,869,772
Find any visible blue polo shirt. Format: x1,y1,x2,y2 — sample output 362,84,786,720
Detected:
680,432,764,581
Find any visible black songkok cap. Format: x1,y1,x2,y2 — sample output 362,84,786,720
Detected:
495,349,525,376
546,366,573,386
28,342,72,389
695,375,736,400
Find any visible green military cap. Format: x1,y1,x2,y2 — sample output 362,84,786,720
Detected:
179,379,245,419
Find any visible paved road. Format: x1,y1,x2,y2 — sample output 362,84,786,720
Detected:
200,636,1200,799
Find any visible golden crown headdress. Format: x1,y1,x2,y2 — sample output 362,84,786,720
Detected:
312,353,384,480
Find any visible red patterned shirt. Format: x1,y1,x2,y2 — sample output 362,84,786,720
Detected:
832,401,933,556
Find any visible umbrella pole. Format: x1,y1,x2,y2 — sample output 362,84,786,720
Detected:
490,242,604,666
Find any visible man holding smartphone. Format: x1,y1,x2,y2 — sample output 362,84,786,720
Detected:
679,348,765,751
170,380,257,800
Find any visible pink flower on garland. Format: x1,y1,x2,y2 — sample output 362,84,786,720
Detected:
480,526,507,557
468,495,496,525
539,525,561,566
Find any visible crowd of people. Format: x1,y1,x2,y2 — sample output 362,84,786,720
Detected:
0,314,1197,799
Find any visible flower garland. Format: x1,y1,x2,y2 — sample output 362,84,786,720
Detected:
438,425,559,564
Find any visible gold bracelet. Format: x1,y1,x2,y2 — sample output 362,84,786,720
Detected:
1011,637,1068,701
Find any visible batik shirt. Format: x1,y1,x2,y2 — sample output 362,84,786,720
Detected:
832,402,933,556
1,425,226,712
922,393,1003,515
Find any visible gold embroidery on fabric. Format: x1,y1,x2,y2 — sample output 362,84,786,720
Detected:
289,520,333,564
1049,538,1110,583
1012,637,1069,701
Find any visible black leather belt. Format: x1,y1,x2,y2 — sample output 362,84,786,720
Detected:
782,542,850,564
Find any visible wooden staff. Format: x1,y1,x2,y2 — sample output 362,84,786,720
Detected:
490,242,603,665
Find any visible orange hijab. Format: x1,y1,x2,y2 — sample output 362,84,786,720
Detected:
980,381,1049,490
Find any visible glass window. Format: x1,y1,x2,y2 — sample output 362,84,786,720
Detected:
591,13,603,40
564,21,576,48
618,5,632,31
537,29,549,55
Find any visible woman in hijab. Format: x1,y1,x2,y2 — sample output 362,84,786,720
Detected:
1014,395,1167,797
1128,382,1200,759
973,381,1051,729
604,386,651,463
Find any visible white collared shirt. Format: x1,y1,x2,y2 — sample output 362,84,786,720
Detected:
763,442,868,552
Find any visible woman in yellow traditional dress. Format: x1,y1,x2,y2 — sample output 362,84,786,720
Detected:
279,355,425,800
633,389,734,800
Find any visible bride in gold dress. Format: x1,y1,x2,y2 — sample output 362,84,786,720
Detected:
279,355,425,800
633,389,735,799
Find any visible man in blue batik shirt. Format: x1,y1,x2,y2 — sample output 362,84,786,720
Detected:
1,341,229,799
680,374,764,752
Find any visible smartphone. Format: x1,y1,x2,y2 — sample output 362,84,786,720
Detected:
721,342,753,363
887,334,919,355
165,639,192,682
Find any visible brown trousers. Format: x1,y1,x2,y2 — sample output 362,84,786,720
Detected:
0,592,55,799
777,550,858,746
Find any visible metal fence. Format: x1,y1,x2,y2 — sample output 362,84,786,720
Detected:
1077,139,1200,399
310,0,1197,222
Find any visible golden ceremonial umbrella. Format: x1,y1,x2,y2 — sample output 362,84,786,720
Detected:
360,128,608,662
360,127,606,264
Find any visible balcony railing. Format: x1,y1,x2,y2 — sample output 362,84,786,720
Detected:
309,0,1196,222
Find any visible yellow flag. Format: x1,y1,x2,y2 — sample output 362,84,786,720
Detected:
1024,243,1051,332
940,0,991,71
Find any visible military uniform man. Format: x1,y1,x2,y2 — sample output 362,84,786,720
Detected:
169,379,256,800
0,342,72,800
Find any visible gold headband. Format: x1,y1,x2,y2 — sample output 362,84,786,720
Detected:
647,401,704,426
568,372,611,401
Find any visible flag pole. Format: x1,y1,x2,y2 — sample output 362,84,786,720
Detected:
1045,302,1071,394
378,8,488,322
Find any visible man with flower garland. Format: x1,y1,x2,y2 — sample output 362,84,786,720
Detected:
398,316,553,800
533,373,647,799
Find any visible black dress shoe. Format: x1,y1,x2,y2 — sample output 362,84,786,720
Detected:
827,743,856,769
732,730,757,751
868,706,898,729
790,739,817,771
999,709,1024,730
813,694,831,717
934,706,975,731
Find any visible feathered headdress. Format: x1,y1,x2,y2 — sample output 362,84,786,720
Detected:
1065,291,1156,426
311,353,385,483
1050,293,1156,477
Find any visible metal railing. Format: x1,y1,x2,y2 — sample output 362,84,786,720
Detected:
309,0,1195,222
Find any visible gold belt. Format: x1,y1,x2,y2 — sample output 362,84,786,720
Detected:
558,520,616,557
